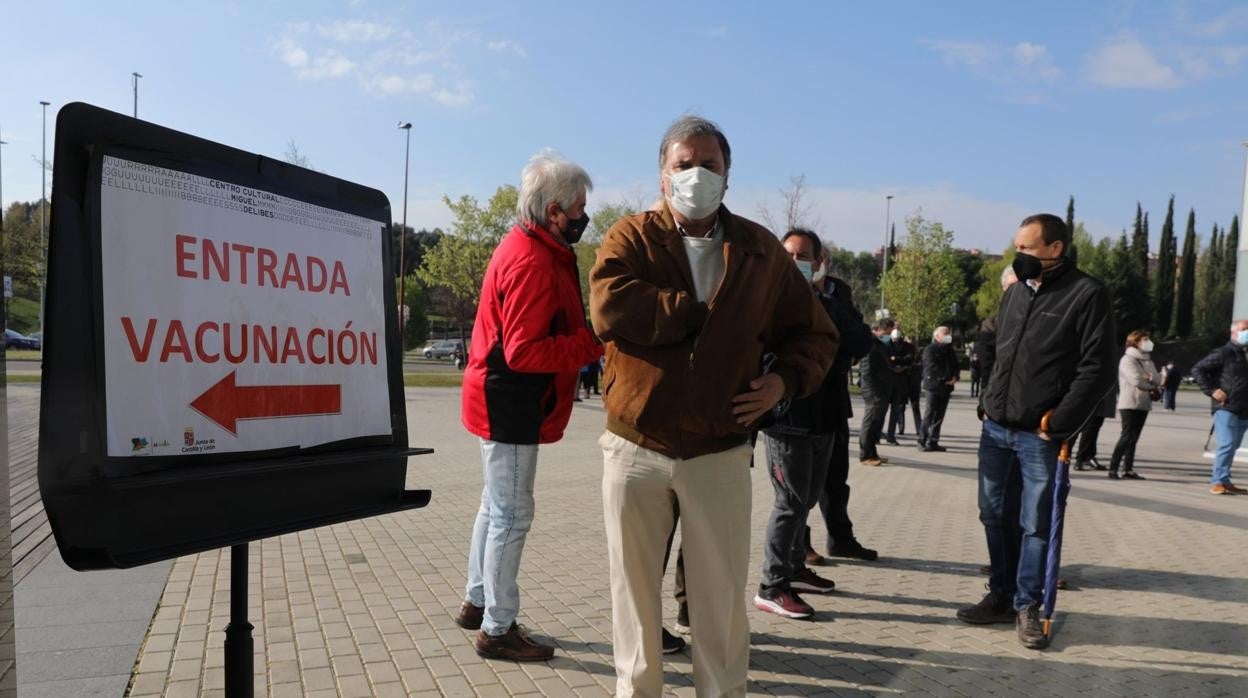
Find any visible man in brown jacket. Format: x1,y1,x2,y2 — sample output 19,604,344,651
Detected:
590,115,838,697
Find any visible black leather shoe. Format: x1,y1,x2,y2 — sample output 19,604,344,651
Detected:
1108,471,1120,480
1122,471,1145,480
884,438,901,446
662,628,686,654
1016,602,1049,649
956,592,1014,625
829,540,878,561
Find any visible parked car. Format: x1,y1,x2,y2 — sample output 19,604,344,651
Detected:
4,329,39,350
422,340,461,359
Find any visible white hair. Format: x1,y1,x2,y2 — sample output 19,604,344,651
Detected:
516,149,592,226
933,326,951,340
1001,265,1018,290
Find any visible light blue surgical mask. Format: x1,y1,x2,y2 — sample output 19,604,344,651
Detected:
880,334,892,344
794,259,813,282
1237,329,1248,345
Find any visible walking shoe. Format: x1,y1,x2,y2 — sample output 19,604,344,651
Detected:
1225,482,1247,494
956,591,1014,625
790,567,836,594
1211,483,1235,495
661,628,686,654
926,444,948,452
474,624,555,661
1016,601,1049,650
829,540,879,561
454,600,484,630
1121,471,1145,480
1073,461,1089,471
860,457,883,466
1091,458,1107,471
675,602,690,635
884,438,901,446
1107,471,1120,480
804,546,829,566
753,587,813,619
915,442,928,452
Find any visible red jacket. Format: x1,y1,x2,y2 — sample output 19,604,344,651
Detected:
461,222,603,444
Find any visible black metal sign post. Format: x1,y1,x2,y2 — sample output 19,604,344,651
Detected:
224,543,253,698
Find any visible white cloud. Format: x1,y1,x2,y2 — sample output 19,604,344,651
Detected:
924,39,1061,89
276,38,309,69
317,20,396,43
433,81,475,107
1187,7,1248,38
1085,37,1182,89
487,40,527,57
300,51,356,79
364,73,435,96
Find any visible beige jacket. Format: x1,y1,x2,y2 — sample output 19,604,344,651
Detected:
1117,346,1160,411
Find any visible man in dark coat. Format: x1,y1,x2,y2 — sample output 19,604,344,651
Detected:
918,326,959,452
1190,320,1248,495
858,320,895,466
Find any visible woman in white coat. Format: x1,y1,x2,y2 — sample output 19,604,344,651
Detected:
1109,330,1161,480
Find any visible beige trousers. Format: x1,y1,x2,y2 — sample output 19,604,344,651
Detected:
600,431,753,698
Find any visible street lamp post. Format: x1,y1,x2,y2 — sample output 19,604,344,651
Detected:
880,194,893,313
397,122,412,354
132,72,142,118
39,101,50,336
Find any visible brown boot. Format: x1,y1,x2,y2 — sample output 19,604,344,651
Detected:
453,600,484,630
475,624,555,662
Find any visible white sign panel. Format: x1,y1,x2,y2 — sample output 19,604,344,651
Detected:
2,275,11,298
100,155,391,457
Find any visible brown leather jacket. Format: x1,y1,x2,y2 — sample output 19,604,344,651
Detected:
589,203,839,459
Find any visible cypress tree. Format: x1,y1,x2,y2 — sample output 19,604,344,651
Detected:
1154,197,1177,336
1172,209,1198,338
1197,224,1222,336
1131,202,1148,273
1065,196,1078,265
1112,231,1153,342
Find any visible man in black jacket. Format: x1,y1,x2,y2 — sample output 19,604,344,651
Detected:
1190,320,1248,495
885,330,915,444
858,320,895,466
957,214,1116,650
918,326,959,452
755,230,876,618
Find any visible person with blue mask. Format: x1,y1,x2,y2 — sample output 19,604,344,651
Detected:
858,320,896,466
1190,319,1248,495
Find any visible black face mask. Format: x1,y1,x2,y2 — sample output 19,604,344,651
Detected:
562,213,591,244
1012,251,1061,282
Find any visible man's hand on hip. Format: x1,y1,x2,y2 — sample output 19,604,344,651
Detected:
732,373,786,425
1213,388,1229,405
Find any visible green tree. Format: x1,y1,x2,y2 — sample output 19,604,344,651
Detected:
587,201,641,244
826,246,881,315
402,276,431,349
1065,196,1078,265
1214,215,1239,329
417,186,518,344
1153,196,1177,335
879,213,966,341
0,201,47,333
1172,209,1198,338
1196,223,1223,336
1130,203,1148,274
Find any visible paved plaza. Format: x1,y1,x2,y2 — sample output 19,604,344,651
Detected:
6,383,1248,696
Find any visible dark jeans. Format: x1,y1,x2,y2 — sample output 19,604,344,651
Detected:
970,373,981,397
978,419,1062,610
858,393,889,460
817,418,856,549
909,389,921,431
1110,408,1149,474
919,388,951,447
1073,415,1105,464
1162,388,1176,410
887,393,908,439
760,433,832,588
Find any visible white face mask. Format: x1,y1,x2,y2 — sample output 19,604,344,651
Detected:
890,329,901,341
811,263,827,284
665,166,725,220
940,334,953,345
1140,339,1154,353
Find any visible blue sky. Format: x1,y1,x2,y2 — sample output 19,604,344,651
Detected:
2,0,1247,252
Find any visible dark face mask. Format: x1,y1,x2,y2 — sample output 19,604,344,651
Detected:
1012,250,1062,282
562,212,591,244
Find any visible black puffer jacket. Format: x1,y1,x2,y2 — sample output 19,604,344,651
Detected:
921,342,959,393
1191,342,1248,417
859,338,894,400
979,263,1117,439
767,277,874,436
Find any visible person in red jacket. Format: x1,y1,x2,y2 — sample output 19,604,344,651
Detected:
454,150,603,661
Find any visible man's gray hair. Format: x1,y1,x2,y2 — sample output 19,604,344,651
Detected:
516,149,592,226
933,325,951,340
1001,264,1018,290
658,115,732,171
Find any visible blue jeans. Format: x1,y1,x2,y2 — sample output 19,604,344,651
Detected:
1211,410,1248,485
465,440,539,635
977,420,1062,610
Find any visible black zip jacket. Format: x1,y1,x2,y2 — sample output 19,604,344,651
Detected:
921,342,959,393
979,263,1116,439
1191,341,1248,417
860,338,894,400
767,277,874,436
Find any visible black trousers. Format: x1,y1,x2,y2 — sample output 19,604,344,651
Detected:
817,418,856,549
1073,415,1105,464
919,388,951,446
858,394,889,460
1110,409,1149,474
887,392,908,439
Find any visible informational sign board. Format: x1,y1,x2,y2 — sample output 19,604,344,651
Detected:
99,155,391,456
39,103,429,570
2,275,11,299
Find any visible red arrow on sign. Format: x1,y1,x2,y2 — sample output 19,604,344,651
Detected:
190,370,342,435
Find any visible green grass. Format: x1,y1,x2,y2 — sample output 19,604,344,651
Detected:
4,350,41,361
4,374,41,383
402,373,463,387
